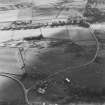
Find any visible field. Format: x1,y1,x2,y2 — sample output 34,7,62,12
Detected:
23,27,105,105
0,24,105,105
16,26,105,105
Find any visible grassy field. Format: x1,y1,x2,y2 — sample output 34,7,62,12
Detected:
1,26,105,105
15,27,105,105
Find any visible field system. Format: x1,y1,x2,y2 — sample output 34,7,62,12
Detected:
0,22,105,105
0,0,105,104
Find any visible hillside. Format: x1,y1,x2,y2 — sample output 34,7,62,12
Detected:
84,0,105,23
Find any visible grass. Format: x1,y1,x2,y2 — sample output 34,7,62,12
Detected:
9,28,105,105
